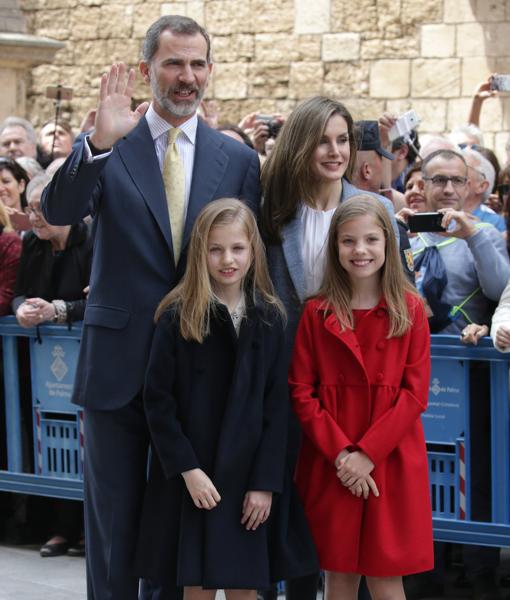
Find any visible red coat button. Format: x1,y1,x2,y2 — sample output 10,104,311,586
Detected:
376,341,386,350
338,374,345,383
376,372,384,382
376,308,386,318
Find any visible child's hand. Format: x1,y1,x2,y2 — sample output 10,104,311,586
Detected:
336,450,374,488
182,468,221,510
348,474,380,499
241,491,272,531
334,448,350,469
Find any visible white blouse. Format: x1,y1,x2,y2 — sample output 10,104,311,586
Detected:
300,204,337,298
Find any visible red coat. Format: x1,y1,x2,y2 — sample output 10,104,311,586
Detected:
289,294,433,576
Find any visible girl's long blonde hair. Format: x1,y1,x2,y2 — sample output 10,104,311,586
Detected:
318,195,418,338
155,198,285,342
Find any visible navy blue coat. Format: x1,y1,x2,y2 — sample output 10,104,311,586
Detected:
41,117,260,410
136,301,312,589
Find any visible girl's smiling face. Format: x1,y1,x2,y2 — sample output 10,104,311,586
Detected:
206,220,252,298
337,214,386,286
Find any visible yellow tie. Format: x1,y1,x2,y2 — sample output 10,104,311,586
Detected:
162,127,185,261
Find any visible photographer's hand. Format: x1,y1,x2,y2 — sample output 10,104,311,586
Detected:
252,120,269,155
90,63,149,151
438,208,477,240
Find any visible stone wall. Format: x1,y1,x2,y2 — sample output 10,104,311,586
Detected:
18,0,510,159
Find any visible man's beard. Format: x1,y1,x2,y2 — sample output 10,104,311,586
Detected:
150,77,204,119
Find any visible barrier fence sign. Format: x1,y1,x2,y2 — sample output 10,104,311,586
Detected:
422,358,468,444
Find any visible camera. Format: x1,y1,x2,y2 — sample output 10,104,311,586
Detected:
490,75,510,92
256,115,282,139
408,212,446,233
388,110,420,143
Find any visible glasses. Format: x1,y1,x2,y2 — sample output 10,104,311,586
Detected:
24,205,44,218
423,175,468,188
458,143,482,151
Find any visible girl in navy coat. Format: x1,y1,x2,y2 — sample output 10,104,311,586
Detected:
136,198,316,599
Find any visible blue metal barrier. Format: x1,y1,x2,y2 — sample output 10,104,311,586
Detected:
424,336,510,547
0,316,83,500
0,322,509,544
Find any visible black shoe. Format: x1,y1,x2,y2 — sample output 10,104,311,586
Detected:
472,573,502,600
67,540,85,557
40,540,69,558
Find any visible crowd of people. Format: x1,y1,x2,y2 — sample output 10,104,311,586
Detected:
0,13,510,600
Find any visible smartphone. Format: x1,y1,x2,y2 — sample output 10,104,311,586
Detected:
46,85,73,101
408,212,446,233
9,211,31,231
490,75,510,92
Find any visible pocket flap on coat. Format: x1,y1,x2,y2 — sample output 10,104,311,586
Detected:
84,305,130,329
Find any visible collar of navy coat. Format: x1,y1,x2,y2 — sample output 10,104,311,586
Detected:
116,116,230,268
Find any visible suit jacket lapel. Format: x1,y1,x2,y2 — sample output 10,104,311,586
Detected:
281,217,306,303
181,120,228,259
117,118,174,255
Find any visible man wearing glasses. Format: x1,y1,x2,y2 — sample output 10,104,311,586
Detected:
407,149,509,600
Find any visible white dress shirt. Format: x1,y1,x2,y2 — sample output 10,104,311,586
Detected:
84,103,198,220
300,204,336,297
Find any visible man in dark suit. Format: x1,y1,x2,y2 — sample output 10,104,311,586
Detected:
42,15,260,600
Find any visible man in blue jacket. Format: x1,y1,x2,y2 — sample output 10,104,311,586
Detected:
42,15,260,600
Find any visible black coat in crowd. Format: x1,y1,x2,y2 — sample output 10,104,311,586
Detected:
136,299,318,589
12,222,92,321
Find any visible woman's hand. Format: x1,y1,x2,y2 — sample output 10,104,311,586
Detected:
336,450,374,488
460,323,488,345
182,468,221,510
16,298,55,328
241,491,272,530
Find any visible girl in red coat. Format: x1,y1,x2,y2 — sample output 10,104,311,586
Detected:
289,195,433,600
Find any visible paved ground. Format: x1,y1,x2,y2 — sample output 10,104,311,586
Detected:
0,544,86,600
0,543,508,600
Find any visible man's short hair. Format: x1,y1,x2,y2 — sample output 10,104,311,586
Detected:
462,148,496,201
40,119,75,141
0,116,37,145
142,15,212,64
391,130,420,165
421,148,467,176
